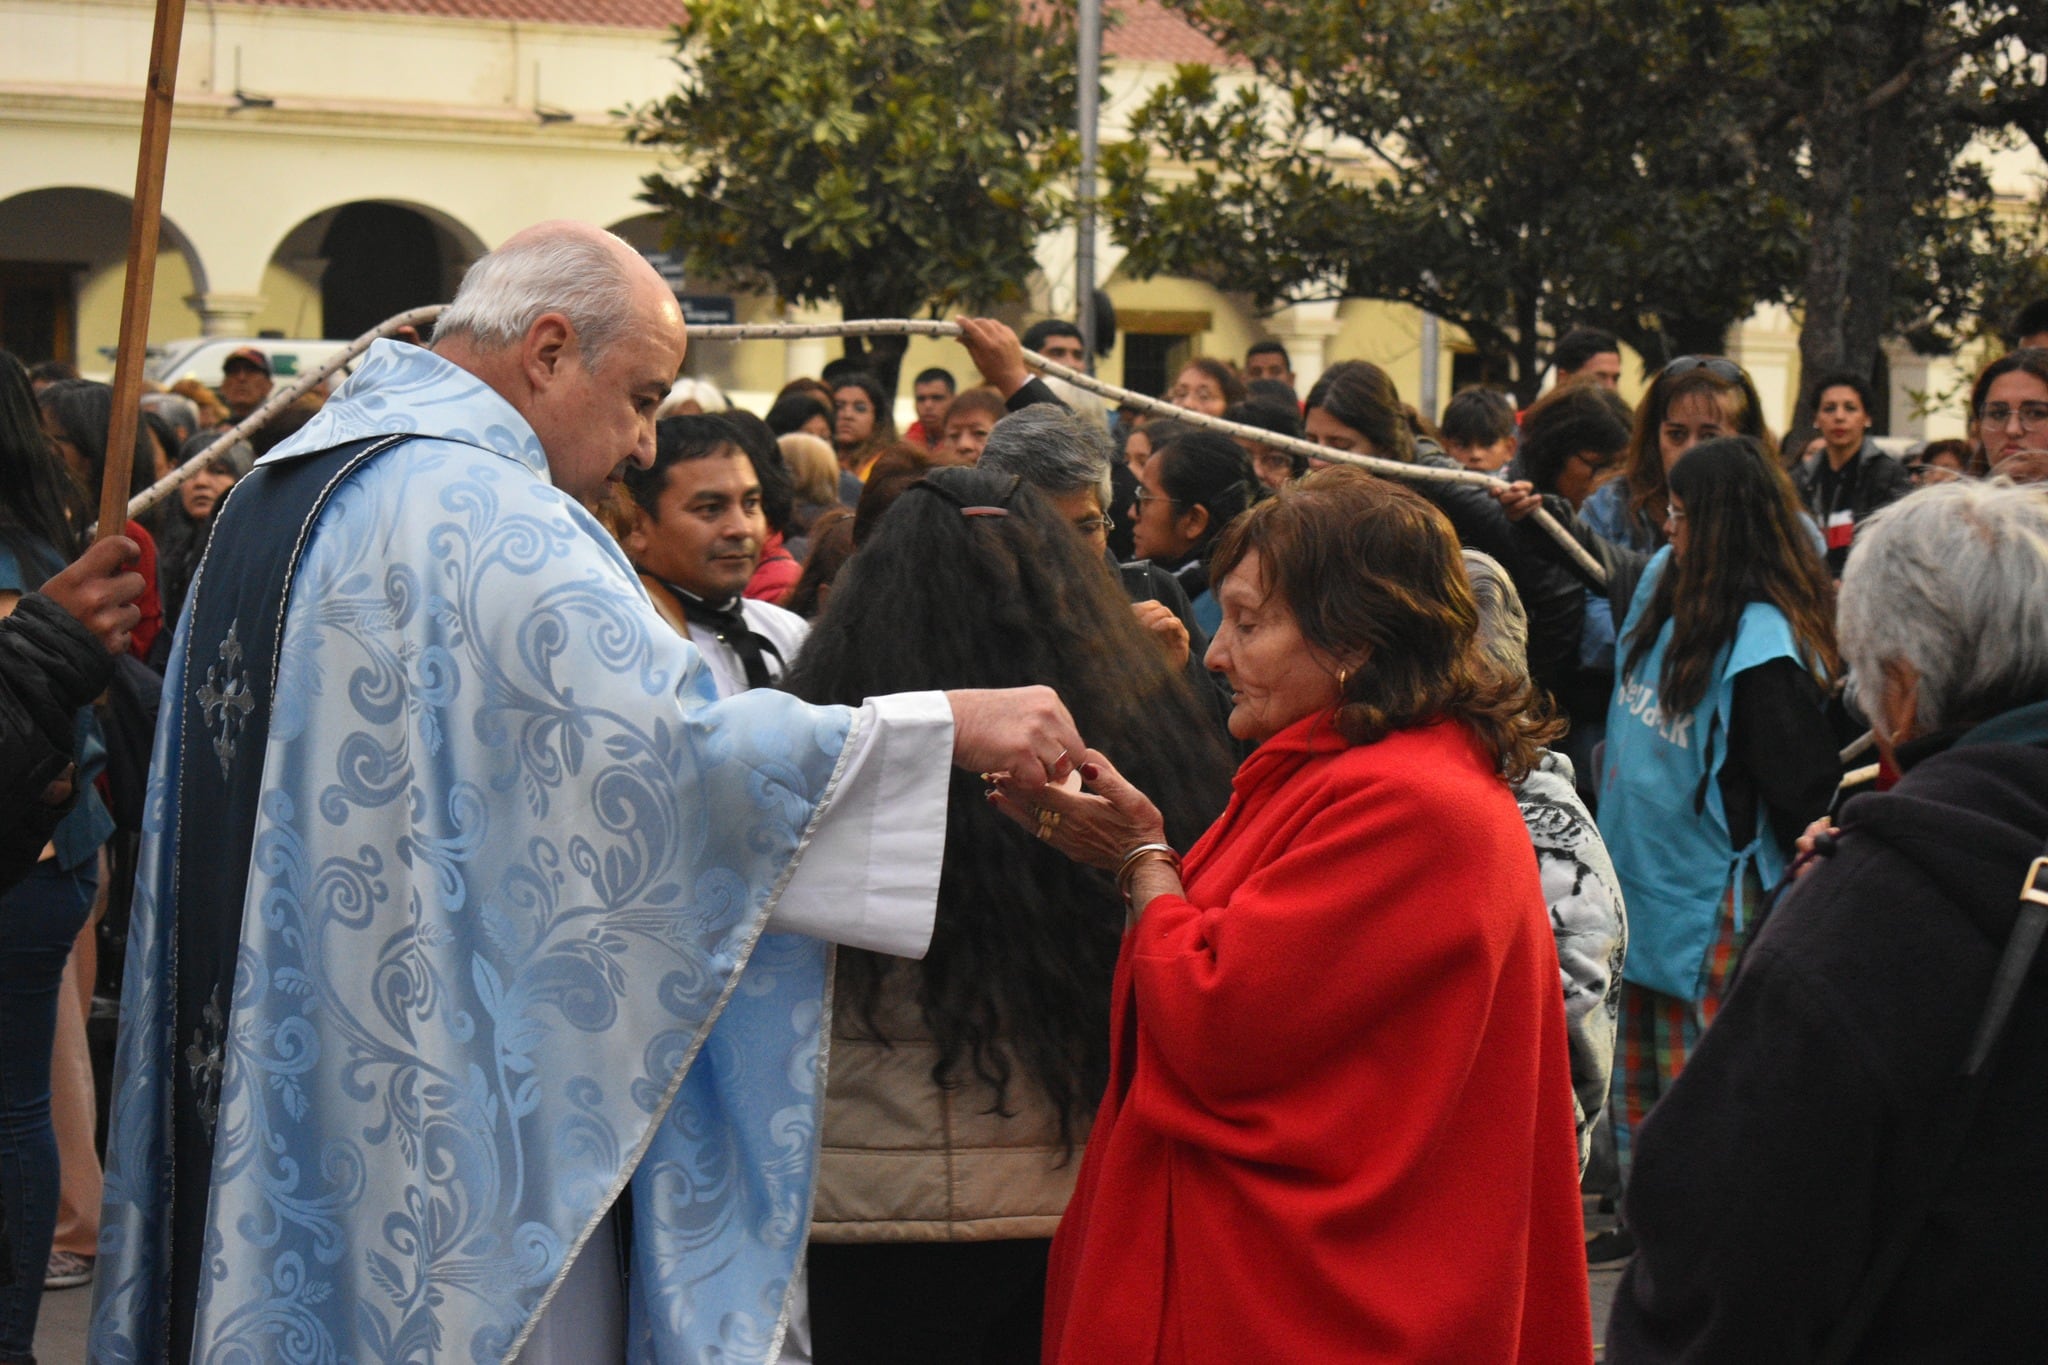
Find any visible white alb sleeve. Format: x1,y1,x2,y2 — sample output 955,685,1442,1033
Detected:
764,690,953,959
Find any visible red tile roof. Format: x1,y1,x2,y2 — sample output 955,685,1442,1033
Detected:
1106,2,1230,64
220,0,1232,63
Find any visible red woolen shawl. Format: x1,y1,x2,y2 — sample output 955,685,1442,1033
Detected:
1043,713,1592,1364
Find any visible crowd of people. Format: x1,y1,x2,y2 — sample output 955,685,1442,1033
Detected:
0,227,2045,1364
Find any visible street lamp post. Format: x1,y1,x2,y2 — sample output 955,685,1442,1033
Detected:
1076,0,1101,362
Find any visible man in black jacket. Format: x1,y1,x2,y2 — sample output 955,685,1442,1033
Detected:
1,535,143,896
1608,481,2048,1362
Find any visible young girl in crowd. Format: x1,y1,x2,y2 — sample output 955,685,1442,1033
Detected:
1126,427,1261,636
1570,357,1775,679
1593,436,1841,1261
830,370,895,477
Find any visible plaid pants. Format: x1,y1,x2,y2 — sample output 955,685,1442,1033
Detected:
1610,866,1763,1181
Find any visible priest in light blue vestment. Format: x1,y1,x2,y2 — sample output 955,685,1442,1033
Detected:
91,223,1085,1364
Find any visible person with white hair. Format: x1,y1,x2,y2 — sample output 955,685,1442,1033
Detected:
1463,549,1626,1174
91,219,1090,1365
657,374,730,417
1608,479,2048,1361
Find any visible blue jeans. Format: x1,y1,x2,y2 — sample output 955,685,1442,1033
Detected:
0,858,97,1363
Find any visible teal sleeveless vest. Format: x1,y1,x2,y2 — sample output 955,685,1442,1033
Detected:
1599,549,1804,1000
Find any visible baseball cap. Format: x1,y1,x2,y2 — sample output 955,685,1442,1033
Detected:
222,346,271,376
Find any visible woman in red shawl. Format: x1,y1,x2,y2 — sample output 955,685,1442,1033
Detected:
993,466,1593,1363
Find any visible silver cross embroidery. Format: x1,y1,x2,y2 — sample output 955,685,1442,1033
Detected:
195,622,256,780
185,994,226,1135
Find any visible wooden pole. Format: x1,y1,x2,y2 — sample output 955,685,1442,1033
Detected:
97,0,189,544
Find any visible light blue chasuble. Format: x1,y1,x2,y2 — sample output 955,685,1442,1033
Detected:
94,341,856,1363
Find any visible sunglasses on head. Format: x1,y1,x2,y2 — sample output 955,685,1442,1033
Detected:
1660,355,1746,383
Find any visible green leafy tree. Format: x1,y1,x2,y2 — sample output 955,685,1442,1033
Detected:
1726,0,2048,427
1107,0,2047,415
625,0,1081,396
1105,0,1807,403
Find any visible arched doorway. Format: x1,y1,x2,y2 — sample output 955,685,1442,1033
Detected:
0,186,206,371
265,201,483,341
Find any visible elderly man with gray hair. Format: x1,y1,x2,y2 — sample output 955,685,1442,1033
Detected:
1608,479,2048,1362
980,404,1198,667
93,220,1093,1365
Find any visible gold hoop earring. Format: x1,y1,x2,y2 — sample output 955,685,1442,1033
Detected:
1337,667,1350,689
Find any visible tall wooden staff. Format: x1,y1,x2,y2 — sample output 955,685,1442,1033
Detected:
97,0,189,543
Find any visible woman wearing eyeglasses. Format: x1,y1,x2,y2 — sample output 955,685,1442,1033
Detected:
1971,347,2048,483
1127,427,1262,637
1166,358,1246,418
1514,357,1777,694
1793,371,1911,577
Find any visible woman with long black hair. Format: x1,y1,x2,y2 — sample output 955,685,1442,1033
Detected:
1593,436,1840,1262
786,466,1233,1365
829,370,896,480
0,351,120,1355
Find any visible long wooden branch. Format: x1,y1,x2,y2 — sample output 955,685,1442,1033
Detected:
97,0,188,543
127,310,1607,584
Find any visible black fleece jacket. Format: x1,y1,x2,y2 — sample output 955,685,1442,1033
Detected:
1405,443,1587,701
1608,714,2048,1363
0,591,115,895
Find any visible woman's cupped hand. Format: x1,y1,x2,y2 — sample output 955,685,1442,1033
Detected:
988,749,1169,871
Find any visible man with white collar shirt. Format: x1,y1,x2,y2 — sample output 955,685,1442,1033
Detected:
623,414,808,698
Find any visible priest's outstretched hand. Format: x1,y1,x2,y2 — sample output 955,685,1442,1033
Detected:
946,685,1084,790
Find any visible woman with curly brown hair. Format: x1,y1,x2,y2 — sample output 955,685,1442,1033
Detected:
1001,466,1594,1364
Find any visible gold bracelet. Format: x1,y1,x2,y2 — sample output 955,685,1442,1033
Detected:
1116,843,1181,904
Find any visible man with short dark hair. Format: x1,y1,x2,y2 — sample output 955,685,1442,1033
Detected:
2013,298,2048,352
1551,328,1622,391
999,319,1111,432
906,367,956,451
1244,340,1295,393
215,346,273,422
623,418,806,710
1021,319,1086,369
